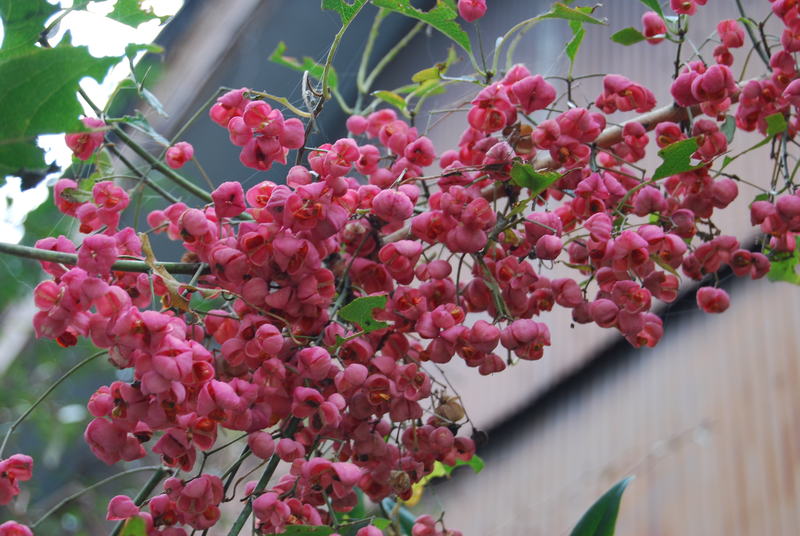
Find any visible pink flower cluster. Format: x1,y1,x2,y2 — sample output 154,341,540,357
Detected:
210,89,305,171
25,3,800,534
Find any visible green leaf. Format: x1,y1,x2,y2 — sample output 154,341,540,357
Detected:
107,0,165,28
0,46,116,178
570,477,634,536
720,113,787,172
372,518,392,530
510,163,561,196
440,454,485,476
141,88,168,117
115,113,170,145
124,42,164,62
321,0,368,25
637,0,664,19
752,193,770,203
339,295,388,333
766,112,788,137
721,114,736,143
371,0,471,53
768,237,800,285
610,27,646,45
539,3,605,25
189,292,226,314
411,79,446,99
566,20,586,65
268,41,338,89
120,517,147,536
281,526,335,536
0,142,49,180
372,90,409,116
338,519,373,536
650,253,680,278
411,45,459,83
652,138,703,180
0,0,58,57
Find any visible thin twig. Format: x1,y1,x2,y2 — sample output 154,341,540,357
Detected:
0,351,105,458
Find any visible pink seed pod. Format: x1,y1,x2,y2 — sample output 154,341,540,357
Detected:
696,287,730,313
165,141,194,169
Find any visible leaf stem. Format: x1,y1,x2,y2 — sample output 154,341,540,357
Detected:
112,126,213,202
0,350,105,459
32,465,164,528
363,21,425,94
0,241,206,275
109,468,172,536
225,419,299,536
357,9,388,95
322,4,368,101
240,89,313,118
735,0,771,69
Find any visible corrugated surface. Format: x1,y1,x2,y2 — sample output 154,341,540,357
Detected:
412,0,783,430
423,276,800,535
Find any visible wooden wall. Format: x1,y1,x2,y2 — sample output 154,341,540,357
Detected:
423,277,800,535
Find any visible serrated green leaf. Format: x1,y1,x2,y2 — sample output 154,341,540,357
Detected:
124,42,164,62
0,46,116,178
0,0,58,58
652,138,703,180
539,3,605,25
373,90,408,116
510,163,561,196
570,477,634,536
768,236,800,285
637,0,664,19
721,114,736,143
120,516,147,536
321,0,368,25
371,0,471,53
115,113,170,145
610,27,646,45
108,0,165,28
268,41,338,89
339,295,388,333
280,526,335,536
766,112,788,137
